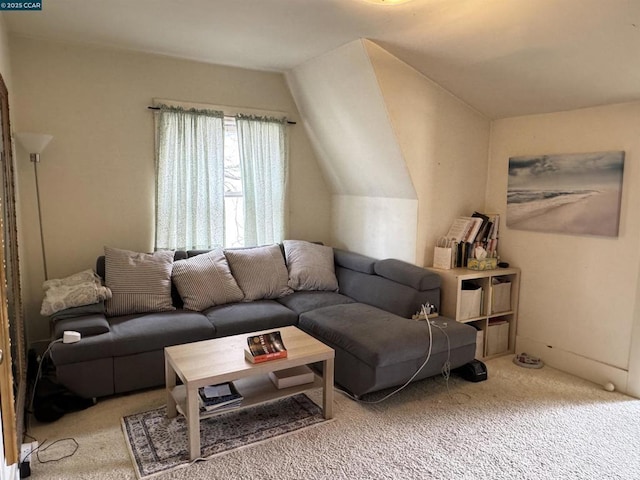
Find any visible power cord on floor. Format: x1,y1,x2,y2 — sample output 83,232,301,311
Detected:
35,438,79,464
19,433,79,478
22,338,80,478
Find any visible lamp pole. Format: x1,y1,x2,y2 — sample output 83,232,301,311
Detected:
14,132,53,281
31,154,47,280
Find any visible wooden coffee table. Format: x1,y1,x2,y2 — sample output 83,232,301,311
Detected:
164,326,335,460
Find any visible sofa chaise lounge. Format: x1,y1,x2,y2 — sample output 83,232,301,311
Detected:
49,242,477,399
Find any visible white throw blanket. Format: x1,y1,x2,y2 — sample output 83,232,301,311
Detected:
40,269,112,316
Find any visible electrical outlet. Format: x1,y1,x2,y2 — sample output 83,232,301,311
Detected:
20,442,37,463
20,444,31,463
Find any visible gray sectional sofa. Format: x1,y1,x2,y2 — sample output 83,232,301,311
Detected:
49,244,477,399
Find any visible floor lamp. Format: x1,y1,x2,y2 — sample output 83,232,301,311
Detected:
14,132,53,281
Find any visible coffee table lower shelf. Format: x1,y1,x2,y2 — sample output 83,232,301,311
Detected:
169,374,324,420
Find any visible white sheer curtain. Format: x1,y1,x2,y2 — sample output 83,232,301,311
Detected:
155,105,225,250
236,115,288,246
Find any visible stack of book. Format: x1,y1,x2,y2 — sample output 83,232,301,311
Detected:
198,382,243,412
443,212,500,268
244,330,288,363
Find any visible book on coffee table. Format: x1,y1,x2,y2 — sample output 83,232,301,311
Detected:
245,330,288,363
198,382,243,412
268,365,315,389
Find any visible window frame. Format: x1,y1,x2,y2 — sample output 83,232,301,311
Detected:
153,99,292,249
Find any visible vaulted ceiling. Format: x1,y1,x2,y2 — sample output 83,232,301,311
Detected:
5,0,640,119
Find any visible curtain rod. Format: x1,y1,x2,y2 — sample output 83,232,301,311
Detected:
147,106,296,124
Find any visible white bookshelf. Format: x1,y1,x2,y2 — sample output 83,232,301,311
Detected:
428,267,520,359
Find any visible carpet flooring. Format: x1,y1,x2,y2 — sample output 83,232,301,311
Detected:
25,355,640,479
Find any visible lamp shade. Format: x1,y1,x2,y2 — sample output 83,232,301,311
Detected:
14,132,53,154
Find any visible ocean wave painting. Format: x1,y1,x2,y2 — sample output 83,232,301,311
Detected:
507,151,625,237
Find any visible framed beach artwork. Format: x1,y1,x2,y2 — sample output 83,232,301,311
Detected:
507,151,625,237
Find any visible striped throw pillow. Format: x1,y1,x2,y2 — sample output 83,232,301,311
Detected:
172,249,244,311
225,244,293,301
104,247,175,316
284,240,338,291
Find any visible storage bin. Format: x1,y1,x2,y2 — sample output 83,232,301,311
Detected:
459,283,482,320
475,329,484,359
491,281,511,313
486,320,509,356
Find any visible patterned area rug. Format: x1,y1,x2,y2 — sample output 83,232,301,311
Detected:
121,393,329,479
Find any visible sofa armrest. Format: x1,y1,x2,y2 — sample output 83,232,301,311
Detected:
52,314,111,339
333,248,376,274
374,259,441,291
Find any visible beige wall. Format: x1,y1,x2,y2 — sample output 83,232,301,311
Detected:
366,41,490,266
286,40,418,263
331,195,417,262
287,39,489,265
10,35,331,344
487,102,640,394
286,40,415,200
0,15,10,93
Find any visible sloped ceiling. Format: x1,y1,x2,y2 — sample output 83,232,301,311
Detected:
5,0,640,119
287,40,415,200
287,39,490,265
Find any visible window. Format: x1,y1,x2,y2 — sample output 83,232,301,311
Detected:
222,117,244,248
155,104,287,251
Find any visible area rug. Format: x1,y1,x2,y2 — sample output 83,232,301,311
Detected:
121,393,329,479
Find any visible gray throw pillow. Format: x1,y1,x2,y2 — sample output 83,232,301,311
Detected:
172,248,244,311
104,247,175,316
283,240,338,291
225,244,293,301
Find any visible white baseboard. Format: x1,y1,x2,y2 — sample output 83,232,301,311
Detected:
515,335,631,396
